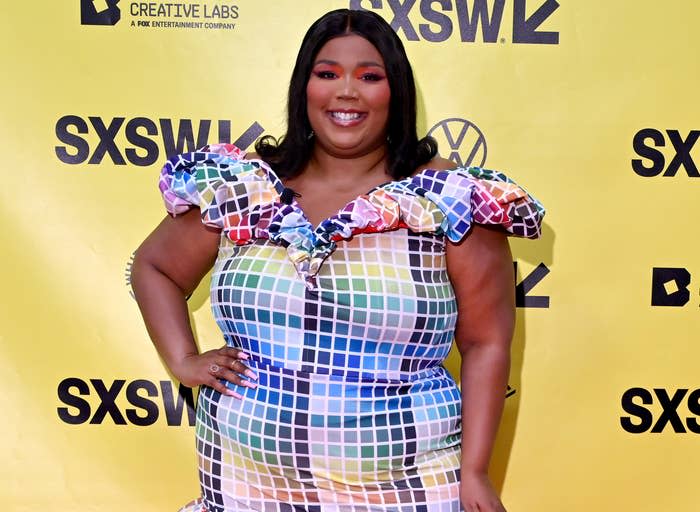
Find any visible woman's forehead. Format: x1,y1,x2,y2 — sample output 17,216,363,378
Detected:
314,34,384,66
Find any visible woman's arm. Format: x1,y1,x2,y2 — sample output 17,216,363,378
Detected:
446,224,515,512
131,209,255,397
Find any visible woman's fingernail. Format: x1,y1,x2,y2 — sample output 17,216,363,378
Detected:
237,351,250,360
225,389,244,399
241,380,257,389
244,369,258,380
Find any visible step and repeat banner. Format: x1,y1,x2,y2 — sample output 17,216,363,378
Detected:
1,1,698,510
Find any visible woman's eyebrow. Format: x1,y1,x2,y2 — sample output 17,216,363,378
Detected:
357,61,385,68
312,59,385,69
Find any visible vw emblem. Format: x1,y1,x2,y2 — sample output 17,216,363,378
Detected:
427,118,487,168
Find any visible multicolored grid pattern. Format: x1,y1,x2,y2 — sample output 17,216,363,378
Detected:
160,145,544,512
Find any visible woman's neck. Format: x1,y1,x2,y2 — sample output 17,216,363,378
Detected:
304,144,390,189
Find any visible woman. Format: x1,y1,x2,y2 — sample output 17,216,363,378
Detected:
132,8,544,512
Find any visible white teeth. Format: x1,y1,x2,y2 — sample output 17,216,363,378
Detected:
331,112,361,121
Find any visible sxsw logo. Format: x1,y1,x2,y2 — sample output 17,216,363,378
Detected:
651,267,696,307
81,0,121,25
349,0,559,44
57,377,196,426
632,129,699,177
428,117,487,167
621,387,700,434
54,115,264,166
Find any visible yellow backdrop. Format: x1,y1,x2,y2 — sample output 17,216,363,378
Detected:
2,1,698,510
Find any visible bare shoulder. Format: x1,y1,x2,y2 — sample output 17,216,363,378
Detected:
244,151,259,160
413,156,456,175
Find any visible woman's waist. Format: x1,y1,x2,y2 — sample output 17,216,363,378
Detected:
219,357,461,426
225,334,455,381
240,353,454,386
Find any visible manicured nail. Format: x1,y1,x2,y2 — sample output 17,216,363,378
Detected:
225,389,244,399
241,380,257,389
237,351,250,360
244,369,258,380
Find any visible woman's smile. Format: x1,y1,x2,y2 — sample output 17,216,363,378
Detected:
327,109,367,126
306,34,391,156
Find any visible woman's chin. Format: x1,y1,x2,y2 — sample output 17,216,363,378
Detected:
317,135,385,157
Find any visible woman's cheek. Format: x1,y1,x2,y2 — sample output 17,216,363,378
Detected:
367,83,391,108
306,80,332,107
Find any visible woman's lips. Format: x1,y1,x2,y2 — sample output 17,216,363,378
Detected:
327,110,367,127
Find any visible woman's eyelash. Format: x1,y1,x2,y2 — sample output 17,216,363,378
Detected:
312,70,385,81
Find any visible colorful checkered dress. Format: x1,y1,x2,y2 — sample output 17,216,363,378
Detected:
159,144,544,512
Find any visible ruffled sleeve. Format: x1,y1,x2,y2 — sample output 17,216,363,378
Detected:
155,152,544,286
380,167,545,242
158,143,279,231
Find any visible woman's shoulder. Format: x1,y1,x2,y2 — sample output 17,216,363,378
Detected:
397,155,545,241
412,155,456,176
159,145,276,217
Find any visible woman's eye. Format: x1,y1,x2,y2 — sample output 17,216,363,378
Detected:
360,73,384,82
314,71,337,79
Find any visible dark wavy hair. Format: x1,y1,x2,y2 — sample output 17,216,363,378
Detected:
255,8,437,180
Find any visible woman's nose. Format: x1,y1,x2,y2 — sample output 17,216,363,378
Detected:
337,76,359,99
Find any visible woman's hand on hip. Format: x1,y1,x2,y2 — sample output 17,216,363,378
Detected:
173,346,257,399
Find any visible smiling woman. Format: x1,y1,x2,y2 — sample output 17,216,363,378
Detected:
305,35,391,157
284,34,394,224
131,8,545,512
254,8,438,182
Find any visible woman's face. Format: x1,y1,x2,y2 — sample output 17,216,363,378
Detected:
306,34,391,158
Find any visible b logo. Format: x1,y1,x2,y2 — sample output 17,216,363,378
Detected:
81,0,121,26
427,118,487,167
651,267,691,307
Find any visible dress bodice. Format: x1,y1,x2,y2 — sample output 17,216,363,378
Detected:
159,143,545,289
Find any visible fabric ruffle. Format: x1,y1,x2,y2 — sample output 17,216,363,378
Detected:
159,144,545,286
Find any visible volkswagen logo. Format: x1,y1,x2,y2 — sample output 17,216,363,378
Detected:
427,117,487,168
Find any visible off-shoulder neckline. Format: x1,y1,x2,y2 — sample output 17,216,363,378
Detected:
161,146,545,286
240,155,454,230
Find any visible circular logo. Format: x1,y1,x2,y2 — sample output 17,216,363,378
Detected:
124,251,135,299
427,118,487,168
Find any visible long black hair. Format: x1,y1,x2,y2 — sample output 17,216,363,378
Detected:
255,8,437,180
